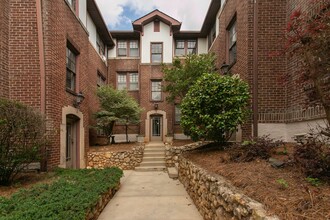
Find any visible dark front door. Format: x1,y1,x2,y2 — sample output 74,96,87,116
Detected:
150,116,162,141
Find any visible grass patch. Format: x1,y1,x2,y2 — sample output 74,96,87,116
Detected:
0,167,123,220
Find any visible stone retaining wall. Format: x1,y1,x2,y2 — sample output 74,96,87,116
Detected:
87,146,144,170
178,156,279,220
86,183,120,220
165,141,210,167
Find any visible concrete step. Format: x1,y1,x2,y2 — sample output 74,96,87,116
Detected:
135,166,166,172
143,157,165,161
144,152,165,157
145,142,165,147
144,148,165,152
167,167,178,179
140,161,165,167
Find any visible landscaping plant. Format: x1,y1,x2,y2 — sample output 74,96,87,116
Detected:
229,135,284,162
180,73,249,142
95,86,142,143
162,53,217,103
0,167,123,220
0,98,47,186
285,1,330,126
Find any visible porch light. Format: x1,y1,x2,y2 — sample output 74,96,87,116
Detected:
154,103,158,110
220,62,230,75
74,91,85,108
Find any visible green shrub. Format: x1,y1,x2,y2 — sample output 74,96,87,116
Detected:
180,73,250,142
0,98,48,186
0,167,123,220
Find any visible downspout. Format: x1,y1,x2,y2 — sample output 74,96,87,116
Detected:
36,0,46,114
253,0,258,137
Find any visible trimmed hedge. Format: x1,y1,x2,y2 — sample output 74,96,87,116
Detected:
0,167,123,220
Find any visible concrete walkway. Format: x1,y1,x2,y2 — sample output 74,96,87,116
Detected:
98,170,203,220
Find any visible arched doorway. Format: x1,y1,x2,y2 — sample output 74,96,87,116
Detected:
60,106,85,168
145,110,167,142
65,114,79,168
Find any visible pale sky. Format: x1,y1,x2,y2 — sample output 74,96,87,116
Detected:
95,0,212,31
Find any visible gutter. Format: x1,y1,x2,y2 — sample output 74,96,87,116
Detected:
36,0,46,114
253,0,258,137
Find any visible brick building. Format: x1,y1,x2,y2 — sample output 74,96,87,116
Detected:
0,0,114,169
0,0,326,169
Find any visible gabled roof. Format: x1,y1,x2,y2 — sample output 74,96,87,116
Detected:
87,0,114,46
132,9,182,32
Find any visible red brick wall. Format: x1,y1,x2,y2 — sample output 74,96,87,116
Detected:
0,0,9,98
86,43,108,145
41,0,106,168
285,0,327,111
8,0,41,108
213,0,253,139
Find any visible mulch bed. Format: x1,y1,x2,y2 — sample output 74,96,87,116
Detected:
184,144,330,220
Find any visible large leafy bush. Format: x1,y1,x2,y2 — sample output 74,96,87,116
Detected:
180,73,249,142
0,98,47,186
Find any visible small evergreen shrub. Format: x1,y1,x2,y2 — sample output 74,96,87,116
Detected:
0,167,123,220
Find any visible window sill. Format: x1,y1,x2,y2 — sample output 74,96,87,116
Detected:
66,88,77,96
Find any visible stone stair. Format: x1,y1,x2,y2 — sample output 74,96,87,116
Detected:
135,142,166,171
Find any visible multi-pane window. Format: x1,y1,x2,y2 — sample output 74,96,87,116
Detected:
228,20,237,64
117,73,139,91
151,80,162,101
187,40,197,54
117,74,127,90
97,72,106,87
175,40,185,56
175,105,181,124
117,40,139,57
175,40,197,56
97,33,105,56
129,73,139,90
151,43,163,63
66,47,76,91
118,41,127,56
129,41,139,57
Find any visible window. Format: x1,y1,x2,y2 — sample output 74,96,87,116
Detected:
117,40,139,57
117,73,127,90
208,24,216,49
129,41,139,57
151,43,163,63
175,40,185,56
129,73,139,90
228,20,237,64
151,80,162,101
117,73,139,91
187,40,197,54
67,0,76,12
96,33,105,56
175,105,181,124
97,72,106,87
175,40,197,56
66,46,77,91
